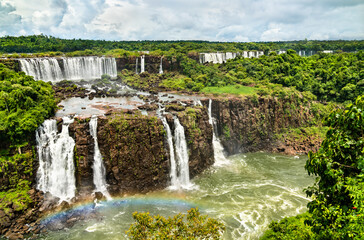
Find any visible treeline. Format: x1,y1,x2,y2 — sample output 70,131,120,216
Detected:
1,35,364,54
155,51,363,103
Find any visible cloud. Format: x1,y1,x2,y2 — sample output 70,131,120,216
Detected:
0,0,363,41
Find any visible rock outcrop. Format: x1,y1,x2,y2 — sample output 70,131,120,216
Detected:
205,95,324,155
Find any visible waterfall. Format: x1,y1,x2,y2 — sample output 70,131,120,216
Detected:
159,57,163,74
161,117,177,186
140,55,145,73
200,51,265,64
208,99,229,167
36,117,76,202
19,56,117,82
135,57,139,74
89,116,111,200
173,117,192,189
19,58,63,81
160,115,193,190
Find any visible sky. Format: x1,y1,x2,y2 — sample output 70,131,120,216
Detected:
1,0,363,42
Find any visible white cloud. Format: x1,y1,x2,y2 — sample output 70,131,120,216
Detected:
0,0,363,41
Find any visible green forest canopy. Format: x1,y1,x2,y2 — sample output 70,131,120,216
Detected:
1,35,364,54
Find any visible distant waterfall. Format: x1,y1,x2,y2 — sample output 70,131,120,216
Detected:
199,51,265,64
140,55,145,73
161,117,178,186
159,57,163,74
208,99,229,167
36,117,76,202
89,116,111,200
19,56,117,82
135,57,139,74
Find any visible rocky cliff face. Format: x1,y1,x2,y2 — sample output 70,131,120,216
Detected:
204,96,323,155
67,107,214,196
116,56,180,74
97,114,169,194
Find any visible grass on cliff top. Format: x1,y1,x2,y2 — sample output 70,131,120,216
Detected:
201,84,256,96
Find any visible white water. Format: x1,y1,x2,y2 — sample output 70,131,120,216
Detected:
19,56,117,82
161,117,178,186
36,117,76,202
208,99,230,167
89,116,111,200
135,57,139,74
140,55,145,73
172,117,192,189
199,51,265,64
159,57,163,74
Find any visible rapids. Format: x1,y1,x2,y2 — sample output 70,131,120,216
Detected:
40,152,313,240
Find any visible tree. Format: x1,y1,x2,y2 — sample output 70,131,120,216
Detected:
127,208,225,239
305,95,364,239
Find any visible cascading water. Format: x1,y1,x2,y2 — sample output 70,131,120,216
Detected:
208,99,229,166
19,56,117,82
135,57,139,74
173,117,192,189
159,57,163,74
89,116,111,200
19,58,63,81
140,55,145,73
36,117,76,202
200,51,263,64
161,117,177,186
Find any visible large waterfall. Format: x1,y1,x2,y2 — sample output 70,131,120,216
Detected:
208,99,229,166
36,117,76,202
89,116,111,200
19,56,117,82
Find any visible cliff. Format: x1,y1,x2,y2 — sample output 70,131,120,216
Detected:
204,95,325,156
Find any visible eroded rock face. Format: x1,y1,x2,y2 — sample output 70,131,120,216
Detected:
97,114,169,194
69,119,95,196
204,96,323,156
67,107,214,196
116,56,180,74
174,106,214,178
0,188,46,239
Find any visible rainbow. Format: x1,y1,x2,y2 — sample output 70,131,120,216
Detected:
40,195,200,228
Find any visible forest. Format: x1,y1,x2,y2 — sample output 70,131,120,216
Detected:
1,35,364,54
0,35,363,239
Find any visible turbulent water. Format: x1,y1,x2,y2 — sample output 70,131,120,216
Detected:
19,56,117,82
36,117,76,202
40,153,313,240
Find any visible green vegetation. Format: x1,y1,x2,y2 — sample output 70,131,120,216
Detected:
0,63,55,225
275,126,329,144
127,208,225,239
1,35,363,54
262,95,364,239
261,212,313,240
221,50,364,102
0,64,56,145
201,84,256,95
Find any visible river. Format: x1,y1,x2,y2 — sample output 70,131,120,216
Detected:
40,152,314,240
